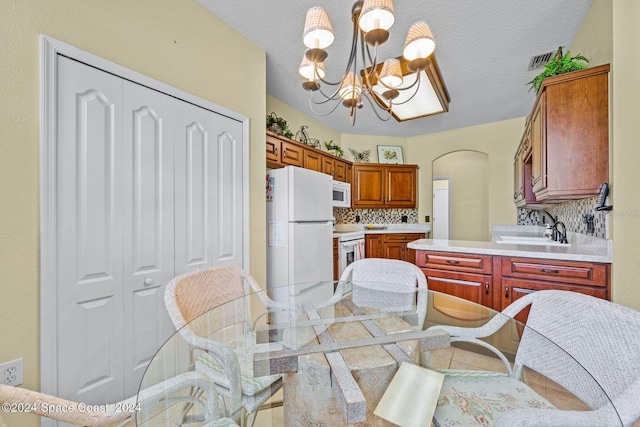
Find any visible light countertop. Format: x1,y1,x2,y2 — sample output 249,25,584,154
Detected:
334,223,431,236
407,225,612,263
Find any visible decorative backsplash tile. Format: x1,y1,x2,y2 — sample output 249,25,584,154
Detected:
518,197,608,238
334,208,418,224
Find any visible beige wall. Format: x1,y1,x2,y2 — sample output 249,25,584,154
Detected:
0,1,265,424
571,0,613,67
611,0,640,310
433,151,490,241
267,95,342,148
408,118,524,232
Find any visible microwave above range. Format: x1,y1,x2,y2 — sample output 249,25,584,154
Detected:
332,180,351,208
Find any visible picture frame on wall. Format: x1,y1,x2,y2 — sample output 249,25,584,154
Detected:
377,145,404,164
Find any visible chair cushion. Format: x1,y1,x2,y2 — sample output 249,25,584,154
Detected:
204,418,239,427
434,370,556,427
196,332,281,396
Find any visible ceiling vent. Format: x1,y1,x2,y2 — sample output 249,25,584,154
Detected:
527,51,555,71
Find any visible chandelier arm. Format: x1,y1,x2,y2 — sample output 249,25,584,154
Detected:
306,91,345,117
389,73,422,106
362,93,392,121
312,17,359,89
360,33,380,91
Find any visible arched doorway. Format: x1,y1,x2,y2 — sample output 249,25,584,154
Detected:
433,151,489,241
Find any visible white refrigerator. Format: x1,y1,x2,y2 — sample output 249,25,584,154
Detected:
266,166,334,319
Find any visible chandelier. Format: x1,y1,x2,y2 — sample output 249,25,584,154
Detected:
299,0,449,125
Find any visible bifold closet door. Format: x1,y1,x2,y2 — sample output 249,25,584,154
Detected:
121,81,176,396
56,56,125,405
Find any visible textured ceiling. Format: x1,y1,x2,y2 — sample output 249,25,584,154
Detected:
197,0,593,137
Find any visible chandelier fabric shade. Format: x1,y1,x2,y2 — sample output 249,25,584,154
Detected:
403,21,436,61
303,7,334,50
358,0,395,33
299,0,449,125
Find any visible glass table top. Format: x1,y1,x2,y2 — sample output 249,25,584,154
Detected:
135,280,622,426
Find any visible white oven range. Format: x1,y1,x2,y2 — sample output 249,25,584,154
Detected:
336,230,365,277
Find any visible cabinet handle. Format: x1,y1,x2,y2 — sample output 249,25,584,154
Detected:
505,284,510,299
485,281,490,295
445,260,460,265
530,176,535,186
283,149,287,159
274,147,278,156
144,277,154,286
540,268,559,274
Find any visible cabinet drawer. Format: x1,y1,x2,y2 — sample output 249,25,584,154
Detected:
415,251,492,274
501,257,608,287
421,268,492,307
502,277,608,302
384,233,424,242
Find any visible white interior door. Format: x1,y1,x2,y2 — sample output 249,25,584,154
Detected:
122,81,176,396
56,56,125,405
433,179,450,240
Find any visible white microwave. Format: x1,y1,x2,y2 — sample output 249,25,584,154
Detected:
332,180,351,208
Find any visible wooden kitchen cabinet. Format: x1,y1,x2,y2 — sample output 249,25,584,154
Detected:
352,164,418,208
514,64,610,205
414,250,611,311
366,233,425,262
416,251,494,307
267,131,352,183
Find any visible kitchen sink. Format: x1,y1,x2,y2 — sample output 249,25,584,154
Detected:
496,236,571,247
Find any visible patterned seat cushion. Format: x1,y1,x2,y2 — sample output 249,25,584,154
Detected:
203,417,240,427
196,332,281,397
434,370,556,427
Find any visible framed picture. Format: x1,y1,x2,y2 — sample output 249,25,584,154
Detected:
377,145,404,164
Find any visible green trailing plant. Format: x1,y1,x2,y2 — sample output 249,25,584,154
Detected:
323,140,343,158
528,47,589,94
266,112,294,139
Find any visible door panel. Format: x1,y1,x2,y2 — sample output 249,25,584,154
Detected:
122,81,176,396
174,101,217,274
56,56,125,404
212,114,244,266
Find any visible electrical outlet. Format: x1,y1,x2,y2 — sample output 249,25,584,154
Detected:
0,358,23,386
425,215,430,222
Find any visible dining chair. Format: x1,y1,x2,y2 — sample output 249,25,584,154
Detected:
0,371,223,426
428,290,640,426
164,266,292,427
338,258,428,327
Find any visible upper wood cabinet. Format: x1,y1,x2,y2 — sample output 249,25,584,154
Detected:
352,164,418,208
514,64,610,206
266,131,351,183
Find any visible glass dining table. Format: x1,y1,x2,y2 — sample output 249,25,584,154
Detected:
135,280,622,426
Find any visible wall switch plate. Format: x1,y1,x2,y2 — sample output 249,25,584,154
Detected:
1,358,24,386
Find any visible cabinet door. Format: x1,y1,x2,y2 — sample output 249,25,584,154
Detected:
266,134,281,166
385,233,424,263
333,159,348,182
386,166,417,207
281,140,304,167
382,240,405,260
422,269,492,307
304,148,323,172
530,92,546,193
365,234,384,258
353,165,386,207
322,156,334,177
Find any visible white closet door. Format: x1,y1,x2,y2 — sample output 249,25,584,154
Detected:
56,56,125,404
212,113,244,267
174,102,218,274
121,81,176,396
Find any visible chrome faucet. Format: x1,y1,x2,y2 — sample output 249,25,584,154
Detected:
527,209,568,244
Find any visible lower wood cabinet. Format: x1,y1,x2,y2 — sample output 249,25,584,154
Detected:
365,233,425,262
414,250,611,311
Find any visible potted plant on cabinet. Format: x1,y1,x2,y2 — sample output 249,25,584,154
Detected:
528,47,589,94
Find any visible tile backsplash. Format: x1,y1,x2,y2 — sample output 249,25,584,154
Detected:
518,196,608,238
334,208,418,224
